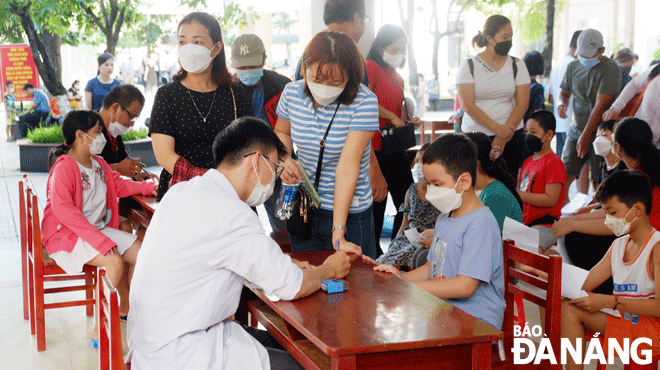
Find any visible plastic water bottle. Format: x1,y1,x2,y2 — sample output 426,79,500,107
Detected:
276,182,299,220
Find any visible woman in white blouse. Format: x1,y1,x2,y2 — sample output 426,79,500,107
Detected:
602,63,660,145
456,15,530,178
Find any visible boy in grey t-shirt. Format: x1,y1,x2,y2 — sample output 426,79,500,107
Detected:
369,134,505,329
558,29,621,195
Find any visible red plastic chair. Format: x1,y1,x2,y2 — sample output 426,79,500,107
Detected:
20,177,96,351
98,267,126,370
497,239,563,370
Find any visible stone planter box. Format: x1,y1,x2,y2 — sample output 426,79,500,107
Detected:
18,137,156,173
18,139,57,172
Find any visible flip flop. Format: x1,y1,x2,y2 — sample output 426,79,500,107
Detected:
89,338,99,351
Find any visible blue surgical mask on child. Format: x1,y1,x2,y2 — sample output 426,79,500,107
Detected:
237,68,264,86
578,55,599,69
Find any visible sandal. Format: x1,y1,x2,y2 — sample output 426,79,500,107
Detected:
89,338,99,351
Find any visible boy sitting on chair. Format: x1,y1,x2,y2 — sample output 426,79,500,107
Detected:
561,170,660,370
369,133,505,329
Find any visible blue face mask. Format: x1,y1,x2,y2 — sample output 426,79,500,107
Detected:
578,55,599,69
237,68,264,86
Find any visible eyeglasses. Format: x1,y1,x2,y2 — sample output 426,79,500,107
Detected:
120,105,139,122
244,152,284,177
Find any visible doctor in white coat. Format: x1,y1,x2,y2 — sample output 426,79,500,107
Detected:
128,117,351,369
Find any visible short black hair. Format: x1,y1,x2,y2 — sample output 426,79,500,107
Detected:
598,119,617,132
422,133,477,187
23,83,34,91
569,30,582,49
524,51,544,76
529,110,556,133
102,85,145,109
212,117,287,168
5,81,13,87
323,0,365,25
595,170,653,215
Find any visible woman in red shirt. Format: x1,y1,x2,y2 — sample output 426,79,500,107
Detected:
366,24,421,252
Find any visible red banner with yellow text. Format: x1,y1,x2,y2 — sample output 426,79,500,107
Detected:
0,44,40,102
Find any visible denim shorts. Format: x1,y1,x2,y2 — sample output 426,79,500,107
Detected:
289,206,377,259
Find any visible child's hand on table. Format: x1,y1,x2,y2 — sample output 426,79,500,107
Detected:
361,255,377,265
373,264,402,277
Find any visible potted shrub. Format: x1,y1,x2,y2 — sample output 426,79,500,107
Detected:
18,126,156,172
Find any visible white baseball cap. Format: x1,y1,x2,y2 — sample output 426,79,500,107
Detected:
576,29,604,58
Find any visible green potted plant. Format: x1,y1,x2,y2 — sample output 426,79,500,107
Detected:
18,126,156,172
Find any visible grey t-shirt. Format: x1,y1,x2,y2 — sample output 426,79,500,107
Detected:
560,56,621,138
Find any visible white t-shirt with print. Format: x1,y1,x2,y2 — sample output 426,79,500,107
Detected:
456,55,531,135
76,158,108,229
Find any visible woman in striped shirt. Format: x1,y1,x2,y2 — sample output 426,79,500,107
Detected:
275,31,380,258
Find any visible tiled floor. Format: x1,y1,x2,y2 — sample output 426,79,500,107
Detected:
0,108,633,369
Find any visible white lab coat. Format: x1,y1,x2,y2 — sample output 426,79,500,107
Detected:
128,170,303,369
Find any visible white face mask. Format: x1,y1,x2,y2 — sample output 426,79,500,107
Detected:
593,136,612,157
107,109,129,137
84,132,107,155
246,155,277,207
307,80,344,106
604,208,636,237
382,51,405,69
426,177,465,213
177,43,216,74
411,163,424,183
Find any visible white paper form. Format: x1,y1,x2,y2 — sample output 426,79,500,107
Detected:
503,217,539,253
562,263,620,317
404,228,426,248
561,193,592,216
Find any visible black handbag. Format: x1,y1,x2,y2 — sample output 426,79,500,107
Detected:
287,103,341,239
380,81,417,155
380,123,416,154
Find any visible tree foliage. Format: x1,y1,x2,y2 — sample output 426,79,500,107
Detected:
179,0,260,45
75,0,141,55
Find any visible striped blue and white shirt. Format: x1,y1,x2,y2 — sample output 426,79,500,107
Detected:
277,81,379,213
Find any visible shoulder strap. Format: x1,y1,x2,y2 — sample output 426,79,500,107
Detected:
468,58,475,77
314,102,341,190
230,86,237,120
511,56,518,80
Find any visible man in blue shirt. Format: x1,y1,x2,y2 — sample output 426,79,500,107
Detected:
18,83,50,138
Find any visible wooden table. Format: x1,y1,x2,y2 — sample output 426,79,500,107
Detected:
246,251,502,370
118,194,158,228
418,111,454,144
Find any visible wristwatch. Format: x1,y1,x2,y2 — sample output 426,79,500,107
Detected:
332,225,347,232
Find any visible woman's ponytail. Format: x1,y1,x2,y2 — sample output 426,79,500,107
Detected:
48,144,71,170
472,31,488,49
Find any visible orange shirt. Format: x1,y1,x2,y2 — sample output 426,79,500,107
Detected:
50,98,60,115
